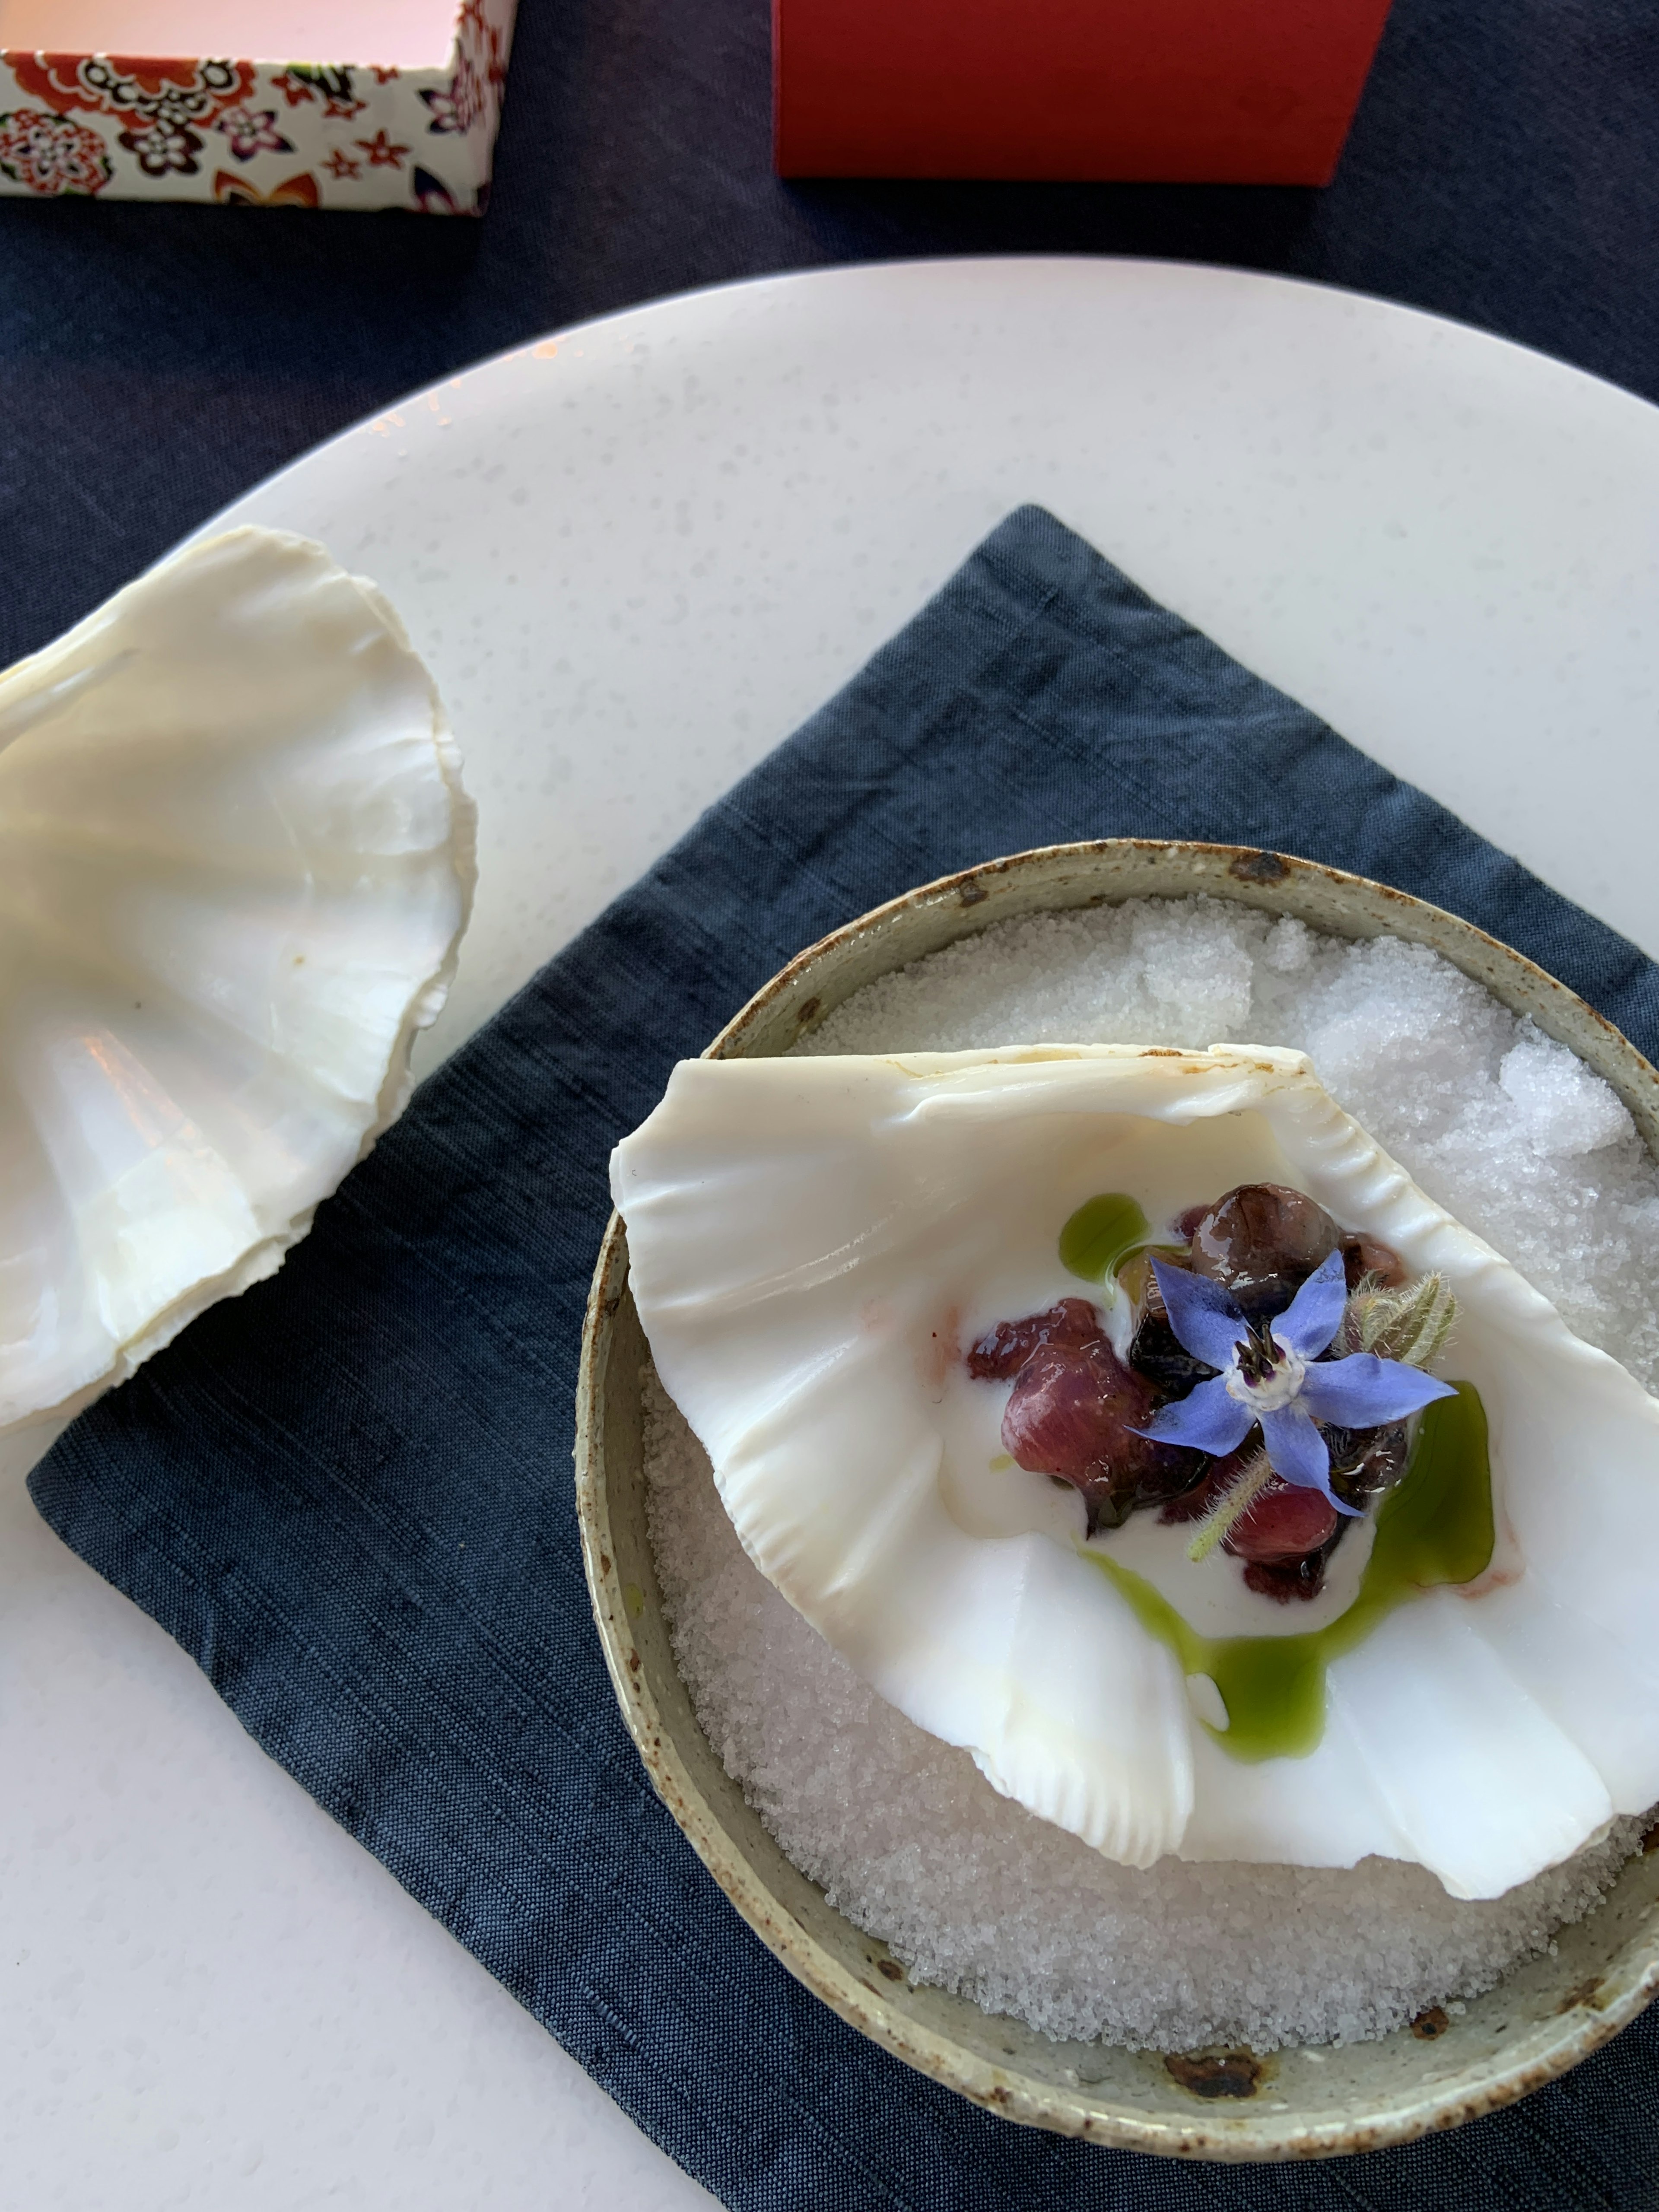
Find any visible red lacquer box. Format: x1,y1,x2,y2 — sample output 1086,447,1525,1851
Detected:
775,0,1395,186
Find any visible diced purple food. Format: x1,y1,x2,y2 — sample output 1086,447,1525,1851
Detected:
999,1332,1205,1535
967,1297,1104,1380
970,1180,1419,1601
1187,1182,1341,1322
1158,1451,1348,1600
1157,1446,1248,1526
1241,1551,1340,1604
1225,1478,1339,1564
1341,1231,1408,1292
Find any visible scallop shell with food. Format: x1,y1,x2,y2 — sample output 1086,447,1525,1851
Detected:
612,1043,1659,1902
0,526,475,1432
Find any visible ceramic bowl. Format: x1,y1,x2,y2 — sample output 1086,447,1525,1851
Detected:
573,838,1659,2160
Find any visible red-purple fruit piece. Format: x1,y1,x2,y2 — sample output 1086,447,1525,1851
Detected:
1224,1477,1339,1565
1161,1451,1345,1599
1157,1449,1245,1525
1242,1557,1332,1604
1342,1232,1408,1291
967,1297,1104,1381
1188,1182,1341,1322
1226,1472,1343,1604
1000,1334,1204,1534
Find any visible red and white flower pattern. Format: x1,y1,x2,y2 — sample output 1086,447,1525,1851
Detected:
118,119,202,175
11,53,254,131
355,128,410,169
0,0,516,211
271,64,350,110
216,107,294,162
0,107,110,195
420,54,484,136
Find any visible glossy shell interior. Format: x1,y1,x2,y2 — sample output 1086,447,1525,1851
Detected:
574,839,1659,2159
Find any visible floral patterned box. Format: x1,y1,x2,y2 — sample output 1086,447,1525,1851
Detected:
0,0,515,212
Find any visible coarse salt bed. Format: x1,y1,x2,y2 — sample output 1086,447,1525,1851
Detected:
642,896,1659,2050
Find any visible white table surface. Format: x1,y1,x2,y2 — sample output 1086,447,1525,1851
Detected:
6,259,1659,2210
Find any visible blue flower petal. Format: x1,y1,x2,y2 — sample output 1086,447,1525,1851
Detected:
1298,1354,1457,1430
1258,1403,1361,1515
1132,1373,1254,1458
1149,1260,1248,1373
1270,1248,1348,1360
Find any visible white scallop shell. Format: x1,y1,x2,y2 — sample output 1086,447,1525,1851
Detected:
613,1044,1659,1900
0,527,476,1432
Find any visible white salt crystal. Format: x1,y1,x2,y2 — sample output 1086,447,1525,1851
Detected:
1262,913,1314,974
1500,1021,1634,1158
646,896,1658,2051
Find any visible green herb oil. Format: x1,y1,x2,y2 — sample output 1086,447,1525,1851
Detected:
1059,1190,1187,1289
1058,1192,1153,1283
1083,1382,1494,1762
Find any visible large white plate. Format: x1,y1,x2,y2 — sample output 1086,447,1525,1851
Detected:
5,260,1659,2211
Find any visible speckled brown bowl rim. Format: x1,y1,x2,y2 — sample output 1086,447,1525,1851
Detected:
574,839,1659,2160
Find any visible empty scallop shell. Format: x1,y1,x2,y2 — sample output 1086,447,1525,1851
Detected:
0,526,475,1432
613,1044,1659,1901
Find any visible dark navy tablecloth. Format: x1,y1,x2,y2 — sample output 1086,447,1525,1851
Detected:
31,506,1659,2210
8,2,1659,2204
2,0,1658,672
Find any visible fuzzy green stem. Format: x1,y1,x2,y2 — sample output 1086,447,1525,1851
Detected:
1341,1271,1459,1369
1186,1452,1274,1563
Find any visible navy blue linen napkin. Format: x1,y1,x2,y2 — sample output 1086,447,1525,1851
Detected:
31,507,1659,2212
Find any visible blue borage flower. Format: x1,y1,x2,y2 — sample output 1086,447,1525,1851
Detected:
1131,1252,1456,1515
